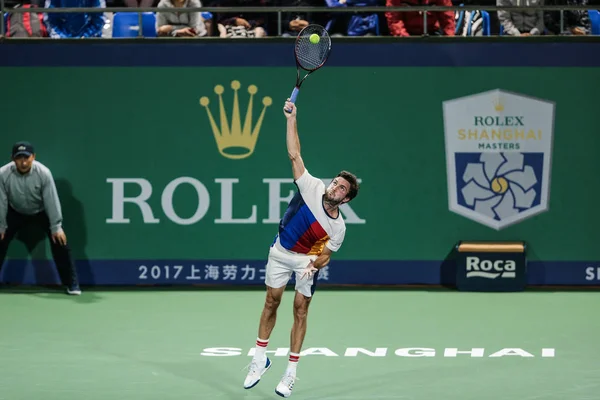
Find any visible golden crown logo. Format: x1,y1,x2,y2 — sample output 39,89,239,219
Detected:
493,97,504,112
200,80,272,160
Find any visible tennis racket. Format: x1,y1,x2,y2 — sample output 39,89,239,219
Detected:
285,24,332,113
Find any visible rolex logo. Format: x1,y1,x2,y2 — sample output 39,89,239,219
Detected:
200,80,272,160
493,97,504,113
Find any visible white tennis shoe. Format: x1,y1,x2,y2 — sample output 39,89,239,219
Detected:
275,372,296,398
243,357,271,389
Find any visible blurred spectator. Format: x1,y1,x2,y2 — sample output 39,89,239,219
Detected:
4,4,49,37
325,0,382,37
7,0,44,5
497,0,545,35
206,0,272,37
544,0,590,35
43,0,106,38
3,0,15,5
124,0,156,8
156,0,208,36
280,0,329,37
385,0,455,36
452,0,502,35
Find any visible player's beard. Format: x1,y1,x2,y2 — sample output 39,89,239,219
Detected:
323,190,343,208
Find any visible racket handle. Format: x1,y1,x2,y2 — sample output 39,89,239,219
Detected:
285,87,300,113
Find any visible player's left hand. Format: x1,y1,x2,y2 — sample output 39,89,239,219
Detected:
300,261,318,280
52,230,68,246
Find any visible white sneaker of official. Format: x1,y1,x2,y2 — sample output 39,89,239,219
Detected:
66,285,82,296
243,357,271,389
275,372,296,398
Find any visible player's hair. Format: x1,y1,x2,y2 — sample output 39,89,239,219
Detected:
336,171,359,201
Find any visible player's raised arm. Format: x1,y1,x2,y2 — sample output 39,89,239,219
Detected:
283,100,306,181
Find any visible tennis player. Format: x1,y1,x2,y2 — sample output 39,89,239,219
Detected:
243,100,359,398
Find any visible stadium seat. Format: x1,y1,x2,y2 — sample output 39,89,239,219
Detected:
112,12,157,38
480,10,491,36
324,0,380,36
589,10,600,35
454,4,465,36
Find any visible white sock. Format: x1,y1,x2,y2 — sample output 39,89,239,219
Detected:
255,337,269,362
286,352,300,375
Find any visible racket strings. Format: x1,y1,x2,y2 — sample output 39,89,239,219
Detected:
295,27,331,71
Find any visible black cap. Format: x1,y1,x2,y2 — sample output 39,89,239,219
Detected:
12,141,35,158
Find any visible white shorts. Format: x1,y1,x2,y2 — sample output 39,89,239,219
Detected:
265,241,319,297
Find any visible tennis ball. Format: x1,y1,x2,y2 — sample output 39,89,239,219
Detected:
309,33,320,44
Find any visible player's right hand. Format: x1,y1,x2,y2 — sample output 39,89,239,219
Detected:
300,261,318,280
283,99,296,118
0,233,4,241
